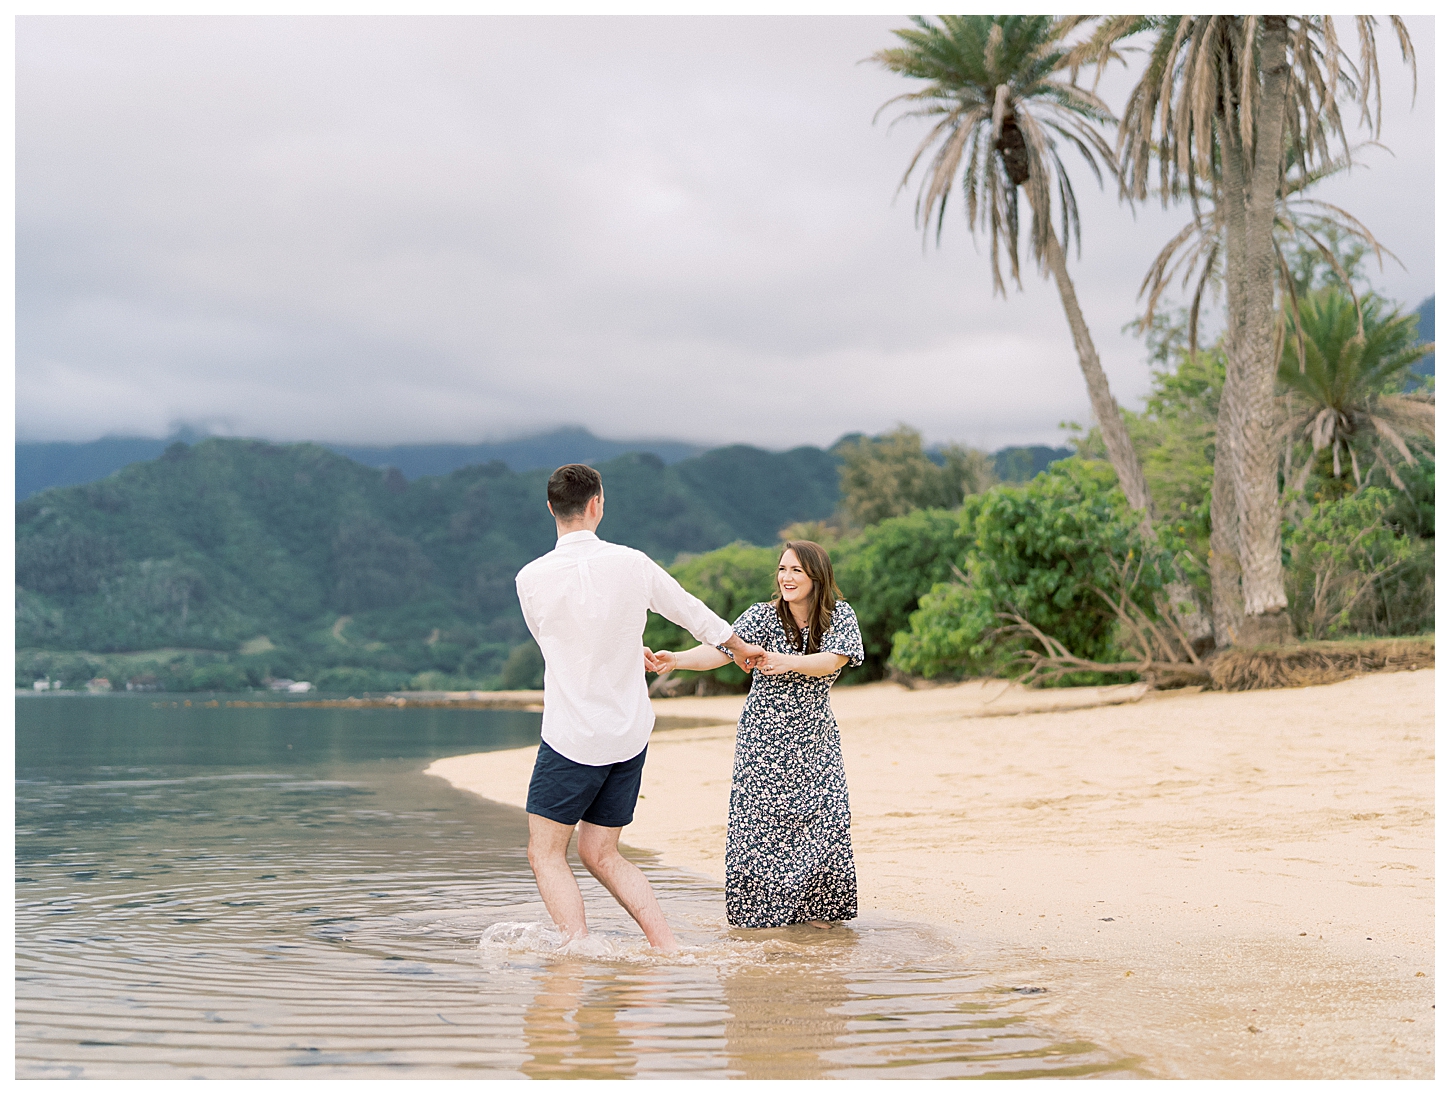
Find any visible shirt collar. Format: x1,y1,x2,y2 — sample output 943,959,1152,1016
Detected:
556,529,600,546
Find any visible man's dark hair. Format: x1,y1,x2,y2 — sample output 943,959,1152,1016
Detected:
547,464,603,519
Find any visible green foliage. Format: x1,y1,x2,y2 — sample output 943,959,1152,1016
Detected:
332,516,435,612
1284,221,1375,300
837,426,993,528
974,459,1173,659
313,666,414,693
1375,455,1434,540
500,640,545,691
1073,319,1223,577
1284,488,1434,640
889,580,1002,680
891,459,1172,681
832,507,965,681
187,662,250,692
1279,287,1433,490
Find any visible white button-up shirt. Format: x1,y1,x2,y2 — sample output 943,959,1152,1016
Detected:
515,530,734,766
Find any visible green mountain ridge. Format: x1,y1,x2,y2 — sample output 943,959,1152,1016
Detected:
14,425,709,501
15,437,842,690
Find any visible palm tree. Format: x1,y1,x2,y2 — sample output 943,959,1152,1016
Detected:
1080,15,1415,646
871,15,1153,523
1138,148,1399,363
1279,287,1433,495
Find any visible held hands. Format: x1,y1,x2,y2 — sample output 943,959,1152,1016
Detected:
725,637,767,671
642,637,767,675
642,647,675,675
755,651,796,676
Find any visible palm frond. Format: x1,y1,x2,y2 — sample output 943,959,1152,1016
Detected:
872,14,1121,294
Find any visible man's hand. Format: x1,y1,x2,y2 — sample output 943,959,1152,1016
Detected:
642,646,674,674
723,634,766,671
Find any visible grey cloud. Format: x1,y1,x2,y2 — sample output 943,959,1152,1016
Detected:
16,15,1434,451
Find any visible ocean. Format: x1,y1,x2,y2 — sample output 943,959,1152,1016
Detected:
14,694,1134,1079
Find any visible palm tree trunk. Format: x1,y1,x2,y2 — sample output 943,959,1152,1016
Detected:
1231,14,1293,643
1211,117,1251,647
1041,229,1152,521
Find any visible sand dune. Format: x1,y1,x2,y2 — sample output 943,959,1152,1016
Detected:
427,669,1434,1079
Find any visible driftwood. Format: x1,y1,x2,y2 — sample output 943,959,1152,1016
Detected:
1002,563,1211,688
1004,610,1211,689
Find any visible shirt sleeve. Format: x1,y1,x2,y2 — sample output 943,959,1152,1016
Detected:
819,602,865,668
515,569,542,645
645,558,734,647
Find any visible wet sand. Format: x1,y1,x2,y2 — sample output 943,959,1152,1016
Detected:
427,669,1435,1079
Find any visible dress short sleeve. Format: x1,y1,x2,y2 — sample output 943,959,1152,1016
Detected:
717,601,772,654
819,601,865,668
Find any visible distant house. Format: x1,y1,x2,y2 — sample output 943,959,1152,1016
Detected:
268,679,315,693
86,678,113,693
32,679,57,691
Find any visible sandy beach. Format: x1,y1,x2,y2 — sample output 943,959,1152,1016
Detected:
427,669,1434,1079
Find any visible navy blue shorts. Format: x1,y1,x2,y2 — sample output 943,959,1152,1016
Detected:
525,740,648,828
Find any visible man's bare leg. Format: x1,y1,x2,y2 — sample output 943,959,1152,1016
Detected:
526,813,588,941
576,822,678,951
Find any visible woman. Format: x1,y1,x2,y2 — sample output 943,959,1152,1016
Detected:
648,541,864,929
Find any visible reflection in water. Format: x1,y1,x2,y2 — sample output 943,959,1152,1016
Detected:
723,928,854,1080
523,962,633,1079
16,697,1141,1079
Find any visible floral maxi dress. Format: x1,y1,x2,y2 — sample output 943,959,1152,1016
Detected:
721,600,865,928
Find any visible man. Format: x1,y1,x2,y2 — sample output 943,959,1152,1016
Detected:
515,463,764,950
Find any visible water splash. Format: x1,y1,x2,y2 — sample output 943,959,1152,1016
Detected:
479,920,568,953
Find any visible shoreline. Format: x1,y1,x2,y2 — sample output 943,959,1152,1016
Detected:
426,671,1434,1079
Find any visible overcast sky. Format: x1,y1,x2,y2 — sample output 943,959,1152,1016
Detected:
16,15,1435,451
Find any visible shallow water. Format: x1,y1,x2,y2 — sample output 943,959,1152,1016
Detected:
15,695,1136,1079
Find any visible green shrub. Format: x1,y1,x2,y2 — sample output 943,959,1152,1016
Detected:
500,639,545,690
833,507,965,680
314,666,412,693
1374,454,1434,540
891,459,1171,681
1285,488,1434,639
890,580,1000,678
186,663,249,692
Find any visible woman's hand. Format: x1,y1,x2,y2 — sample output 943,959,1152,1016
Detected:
756,651,798,676
643,647,677,674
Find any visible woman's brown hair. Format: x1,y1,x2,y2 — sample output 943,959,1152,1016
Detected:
774,540,839,654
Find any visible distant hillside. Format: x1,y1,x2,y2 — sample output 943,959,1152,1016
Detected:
15,438,840,691
328,426,704,481
993,445,1073,482
19,427,1074,502
17,435,186,502
15,426,703,501
1412,296,1434,379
